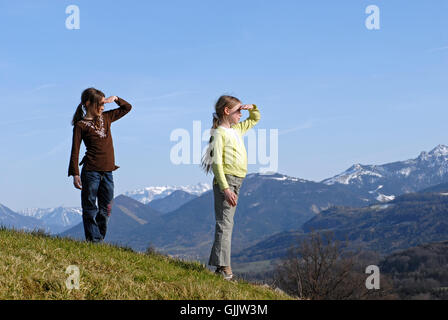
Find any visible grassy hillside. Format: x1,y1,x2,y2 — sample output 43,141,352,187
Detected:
0,228,291,300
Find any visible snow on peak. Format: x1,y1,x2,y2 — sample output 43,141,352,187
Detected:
429,145,448,157
269,175,302,182
322,145,448,186
125,182,212,204
323,164,383,185
418,145,448,161
18,207,82,220
376,193,396,203
247,172,306,183
350,164,363,171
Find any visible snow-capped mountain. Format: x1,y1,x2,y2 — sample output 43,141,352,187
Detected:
322,145,448,202
7,144,448,242
124,182,211,204
18,207,82,234
63,172,368,255
0,203,47,231
246,172,307,183
322,163,383,186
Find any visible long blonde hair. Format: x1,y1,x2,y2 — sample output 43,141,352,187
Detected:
201,95,241,174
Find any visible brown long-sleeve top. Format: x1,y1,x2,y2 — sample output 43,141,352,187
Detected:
68,97,132,177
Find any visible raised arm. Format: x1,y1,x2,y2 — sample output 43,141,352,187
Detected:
232,104,261,135
104,97,132,122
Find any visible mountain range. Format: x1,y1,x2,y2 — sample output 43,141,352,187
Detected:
147,190,199,213
232,184,448,275
18,207,83,234
321,144,448,202
124,183,211,204
61,172,375,259
0,203,46,231
59,145,448,261
3,144,448,270
0,184,211,234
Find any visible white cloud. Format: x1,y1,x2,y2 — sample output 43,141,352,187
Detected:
427,46,448,53
279,120,314,136
26,84,58,95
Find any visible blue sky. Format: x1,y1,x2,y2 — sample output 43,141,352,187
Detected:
0,0,447,210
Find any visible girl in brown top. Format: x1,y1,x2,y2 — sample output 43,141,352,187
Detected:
68,88,132,242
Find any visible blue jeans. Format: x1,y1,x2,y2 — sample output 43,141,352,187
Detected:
81,169,114,243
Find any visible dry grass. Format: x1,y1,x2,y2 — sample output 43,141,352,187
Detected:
0,228,292,300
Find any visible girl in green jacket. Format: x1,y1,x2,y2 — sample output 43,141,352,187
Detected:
202,95,261,280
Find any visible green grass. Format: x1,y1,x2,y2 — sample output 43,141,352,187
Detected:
0,228,292,300
233,260,277,274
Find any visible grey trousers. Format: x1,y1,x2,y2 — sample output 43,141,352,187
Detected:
208,174,244,267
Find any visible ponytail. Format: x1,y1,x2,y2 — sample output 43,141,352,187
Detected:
212,113,220,129
201,115,219,174
201,95,241,174
71,103,85,126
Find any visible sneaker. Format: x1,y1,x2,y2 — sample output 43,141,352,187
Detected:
215,266,233,280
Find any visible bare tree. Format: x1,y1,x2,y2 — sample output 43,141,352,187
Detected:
274,232,396,300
